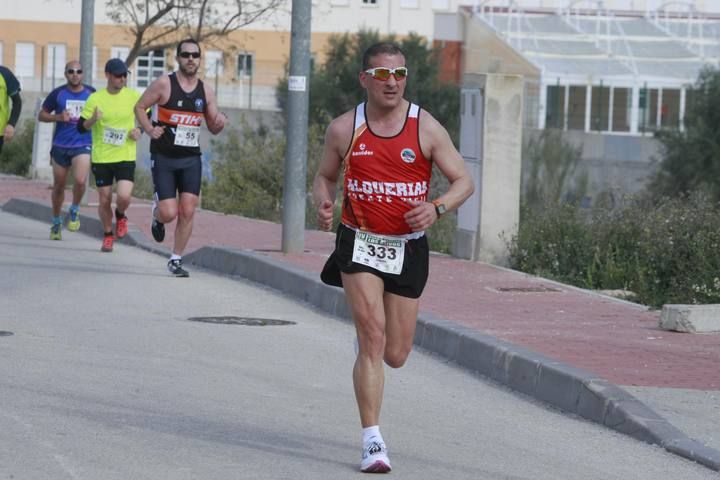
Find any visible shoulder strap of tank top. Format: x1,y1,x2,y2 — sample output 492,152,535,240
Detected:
354,102,366,130
408,103,420,118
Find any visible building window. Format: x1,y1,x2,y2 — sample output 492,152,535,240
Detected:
545,85,565,129
15,42,35,77
661,89,681,129
46,43,67,79
591,84,610,132
237,53,253,78
205,50,224,78
136,49,165,88
110,46,129,61
362,0,378,4
567,86,586,131
612,87,631,132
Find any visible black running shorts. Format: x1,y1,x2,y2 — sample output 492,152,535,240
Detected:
151,153,202,200
92,161,135,187
321,224,430,299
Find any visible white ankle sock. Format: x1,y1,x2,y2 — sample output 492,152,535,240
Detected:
170,254,182,261
363,425,382,445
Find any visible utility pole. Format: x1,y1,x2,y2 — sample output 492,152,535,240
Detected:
79,0,94,206
281,0,312,254
79,0,94,86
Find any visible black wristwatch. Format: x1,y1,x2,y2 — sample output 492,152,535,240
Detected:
432,200,447,218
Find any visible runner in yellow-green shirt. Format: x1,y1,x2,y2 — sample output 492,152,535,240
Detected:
0,65,22,155
79,58,142,252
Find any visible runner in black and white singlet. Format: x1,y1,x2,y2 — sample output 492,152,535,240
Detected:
134,38,226,277
150,72,206,159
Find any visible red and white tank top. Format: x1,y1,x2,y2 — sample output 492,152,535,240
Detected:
341,102,432,236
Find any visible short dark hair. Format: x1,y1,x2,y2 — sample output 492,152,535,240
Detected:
177,38,201,57
362,42,404,70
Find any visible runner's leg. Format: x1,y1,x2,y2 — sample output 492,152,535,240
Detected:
172,192,198,255
115,179,133,216
382,293,419,368
97,185,114,233
342,271,388,427
70,154,90,206
51,160,69,218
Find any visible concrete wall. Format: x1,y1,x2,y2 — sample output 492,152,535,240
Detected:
522,129,662,204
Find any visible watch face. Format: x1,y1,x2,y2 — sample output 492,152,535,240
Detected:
435,203,447,216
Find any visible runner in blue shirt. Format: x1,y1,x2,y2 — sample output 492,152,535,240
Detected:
39,60,95,240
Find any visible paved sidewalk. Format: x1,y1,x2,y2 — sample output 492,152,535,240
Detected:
2,174,719,471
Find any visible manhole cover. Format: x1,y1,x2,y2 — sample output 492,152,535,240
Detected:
187,316,296,326
0,331,14,337
496,286,562,293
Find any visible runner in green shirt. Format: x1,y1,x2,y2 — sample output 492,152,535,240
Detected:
79,59,142,252
0,65,22,154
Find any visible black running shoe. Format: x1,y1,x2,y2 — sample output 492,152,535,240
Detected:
151,196,165,242
151,218,165,242
167,259,189,277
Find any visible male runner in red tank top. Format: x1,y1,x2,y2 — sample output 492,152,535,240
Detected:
313,42,474,473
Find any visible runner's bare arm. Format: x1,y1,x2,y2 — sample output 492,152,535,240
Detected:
312,111,353,230
403,110,474,231
135,75,169,139
79,107,102,131
204,84,226,135
38,108,69,123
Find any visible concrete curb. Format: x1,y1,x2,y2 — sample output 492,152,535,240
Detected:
4,197,719,472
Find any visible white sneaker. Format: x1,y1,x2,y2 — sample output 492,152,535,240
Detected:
360,439,391,473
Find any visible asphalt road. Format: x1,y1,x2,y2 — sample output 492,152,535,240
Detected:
0,211,716,479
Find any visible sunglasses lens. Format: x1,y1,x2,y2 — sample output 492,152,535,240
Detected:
181,52,200,59
67,69,82,74
373,68,391,80
394,68,407,79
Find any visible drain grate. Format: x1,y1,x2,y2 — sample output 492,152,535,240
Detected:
0,331,14,337
188,316,296,326
495,286,562,293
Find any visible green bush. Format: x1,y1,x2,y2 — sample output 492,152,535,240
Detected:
508,191,720,307
131,167,154,200
523,129,587,206
650,67,720,201
0,119,34,176
202,117,324,225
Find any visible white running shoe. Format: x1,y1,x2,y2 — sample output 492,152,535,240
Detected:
360,439,392,473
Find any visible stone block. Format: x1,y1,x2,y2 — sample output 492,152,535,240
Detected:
659,305,720,333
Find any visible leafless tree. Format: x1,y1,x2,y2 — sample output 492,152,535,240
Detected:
106,0,285,66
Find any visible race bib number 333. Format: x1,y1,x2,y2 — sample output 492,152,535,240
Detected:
351,231,405,275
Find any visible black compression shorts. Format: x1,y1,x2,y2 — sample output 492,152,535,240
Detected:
151,153,201,200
